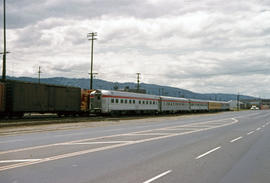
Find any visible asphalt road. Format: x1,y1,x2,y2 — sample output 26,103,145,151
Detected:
0,110,270,183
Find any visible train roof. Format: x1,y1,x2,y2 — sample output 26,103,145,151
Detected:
91,90,160,99
160,96,188,101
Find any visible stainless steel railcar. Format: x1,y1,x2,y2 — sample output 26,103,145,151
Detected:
160,96,189,113
89,90,230,115
90,90,160,114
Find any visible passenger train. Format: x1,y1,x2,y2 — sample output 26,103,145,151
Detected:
90,90,230,115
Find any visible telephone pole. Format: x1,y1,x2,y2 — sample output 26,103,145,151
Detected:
136,73,141,91
2,0,7,81
38,66,42,84
87,32,97,89
237,92,240,111
88,72,98,89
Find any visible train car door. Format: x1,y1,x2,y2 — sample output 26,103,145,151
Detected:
90,91,102,113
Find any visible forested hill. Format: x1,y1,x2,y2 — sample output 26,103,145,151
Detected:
7,76,256,101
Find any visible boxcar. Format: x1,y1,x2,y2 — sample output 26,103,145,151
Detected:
3,80,81,117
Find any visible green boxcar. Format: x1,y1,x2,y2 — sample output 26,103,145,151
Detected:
4,80,81,116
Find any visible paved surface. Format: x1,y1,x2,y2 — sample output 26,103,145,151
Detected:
0,110,270,183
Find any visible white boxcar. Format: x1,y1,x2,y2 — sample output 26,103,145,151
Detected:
189,99,208,111
90,90,159,114
160,96,190,112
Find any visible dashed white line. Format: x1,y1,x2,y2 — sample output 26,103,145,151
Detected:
195,146,221,160
247,131,254,135
256,127,261,131
0,159,41,163
143,170,172,183
53,133,85,137
230,136,243,143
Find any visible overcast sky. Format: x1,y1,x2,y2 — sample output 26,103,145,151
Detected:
1,0,270,97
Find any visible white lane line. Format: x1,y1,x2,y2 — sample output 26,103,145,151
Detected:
0,139,24,144
230,136,243,143
195,146,221,160
143,170,172,183
53,133,85,137
262,125,265,128
247,131,254,135
0,159,41,163
62,141,135,145
256,127,261,131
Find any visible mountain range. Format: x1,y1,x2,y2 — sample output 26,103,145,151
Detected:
6,76,256,101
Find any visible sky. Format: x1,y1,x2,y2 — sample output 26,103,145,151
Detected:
1,0,270,97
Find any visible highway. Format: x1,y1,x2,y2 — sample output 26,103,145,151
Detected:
0,110,270,183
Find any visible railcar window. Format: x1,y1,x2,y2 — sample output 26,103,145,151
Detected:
125,99,127,103
116,99,119,103
129,100,132,104
146,101,148,104
133,100,135,104
143,101,145,104
121,99,123,103
139,101,141,104
150,101,152,104
111,99,114,103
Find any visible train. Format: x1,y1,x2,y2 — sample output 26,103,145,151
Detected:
0,80,229,118
90,90,229,114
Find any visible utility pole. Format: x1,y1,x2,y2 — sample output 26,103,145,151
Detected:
136,73,141,91
87,32,97,89
38,66,42,84
237,92,240,111
2,0,7,81
88,72,98,89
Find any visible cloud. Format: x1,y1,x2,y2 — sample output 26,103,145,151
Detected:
1,0,270,98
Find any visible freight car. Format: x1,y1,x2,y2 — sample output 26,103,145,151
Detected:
0,80,82,118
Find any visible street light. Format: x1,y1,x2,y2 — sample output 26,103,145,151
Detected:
87,32,97,89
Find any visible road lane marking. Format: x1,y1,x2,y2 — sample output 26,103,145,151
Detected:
262,125,265,128
0,159,41,163
256,127,261,131
230,136,243,143
62,141,135,145
247,131,254,135
143,170,172,183
53,133,85,137
195,146,221,160
0,134,179,172
0,118,239,172
0,118,238,156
